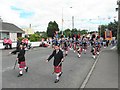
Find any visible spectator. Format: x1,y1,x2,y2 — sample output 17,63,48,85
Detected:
8,38,12,49
16,38,21,50
3,37,7,49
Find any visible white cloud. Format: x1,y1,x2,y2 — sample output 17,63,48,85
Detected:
0,0,118,32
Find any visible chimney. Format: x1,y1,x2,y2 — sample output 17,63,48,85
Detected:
29,24,31,28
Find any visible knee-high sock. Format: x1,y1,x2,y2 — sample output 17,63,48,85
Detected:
56,73,60,80
24,66,27,69
19,68,23,74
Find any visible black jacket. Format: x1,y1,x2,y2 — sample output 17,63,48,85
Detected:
11,48,25,63
47,49,63,66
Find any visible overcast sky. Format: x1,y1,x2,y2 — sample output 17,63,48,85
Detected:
0,0,118,32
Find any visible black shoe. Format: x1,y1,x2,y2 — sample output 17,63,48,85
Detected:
17,74,23,77
59,72,63,77
25,67,28,72
54,79,59,83
65,54,67,57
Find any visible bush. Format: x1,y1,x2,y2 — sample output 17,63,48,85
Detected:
29,34,41,42
40,33,48,41
18,37,24,41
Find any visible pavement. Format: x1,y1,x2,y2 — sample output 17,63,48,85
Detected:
85,46,118,88
1,45,118,89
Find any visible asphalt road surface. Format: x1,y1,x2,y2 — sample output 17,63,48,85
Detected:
1,46,117,88
85,46,118,88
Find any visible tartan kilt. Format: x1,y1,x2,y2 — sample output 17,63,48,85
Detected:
54,66,62,73
19,61,26,68
83,44,87,49
73,44,76,50
64,47,68,51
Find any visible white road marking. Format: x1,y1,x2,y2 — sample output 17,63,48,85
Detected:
80,51,101,88
110,46,116,50
80,45,116,88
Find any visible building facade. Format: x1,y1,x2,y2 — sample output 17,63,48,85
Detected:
0,19,25,42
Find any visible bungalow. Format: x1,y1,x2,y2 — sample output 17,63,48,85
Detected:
0,19,25,42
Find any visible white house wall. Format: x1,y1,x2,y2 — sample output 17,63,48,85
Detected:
22,33,25,37
10,33,17,42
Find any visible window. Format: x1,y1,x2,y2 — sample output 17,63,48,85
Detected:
17,33,22,38
1,32,9,39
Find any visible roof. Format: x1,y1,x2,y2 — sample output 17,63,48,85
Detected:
0,22,25,33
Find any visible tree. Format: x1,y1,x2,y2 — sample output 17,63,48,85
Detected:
108,20,118,37
34,31,48,40
98,20,118,38
63,29,71,37
46,21,59,38
98,25,107,38
71,28,78,35
80,29,88,35
34,31,41,35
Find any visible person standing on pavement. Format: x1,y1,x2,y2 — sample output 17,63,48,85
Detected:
8,38,12,49
16,38,21,50
3,37,7,49
46,43,64,83
5,38,9,49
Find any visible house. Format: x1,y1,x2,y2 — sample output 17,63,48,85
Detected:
0,18,25,42
22,24,34,35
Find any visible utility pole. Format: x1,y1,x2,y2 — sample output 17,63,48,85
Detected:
69,7,74,30
62,8,63,35
0,17,2,30
72,16,74,30
117,0,120,53
0,17,2,39
99,25,101,38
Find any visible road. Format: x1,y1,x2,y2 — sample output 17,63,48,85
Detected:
1,46,118,88
85,46,118,88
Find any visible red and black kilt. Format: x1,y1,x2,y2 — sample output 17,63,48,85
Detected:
54,66,62,73
64,47,68,51
19,61,26,68
70,43,72,48
96,45,100,51
83,44,87,49
80,47,83,52
73,44,76,50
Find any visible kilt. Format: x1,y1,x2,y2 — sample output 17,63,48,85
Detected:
64,47,68,51
73,44,76,50
19,61,26,68
80,47,83,52
83,44,87,49
54,66,62,73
